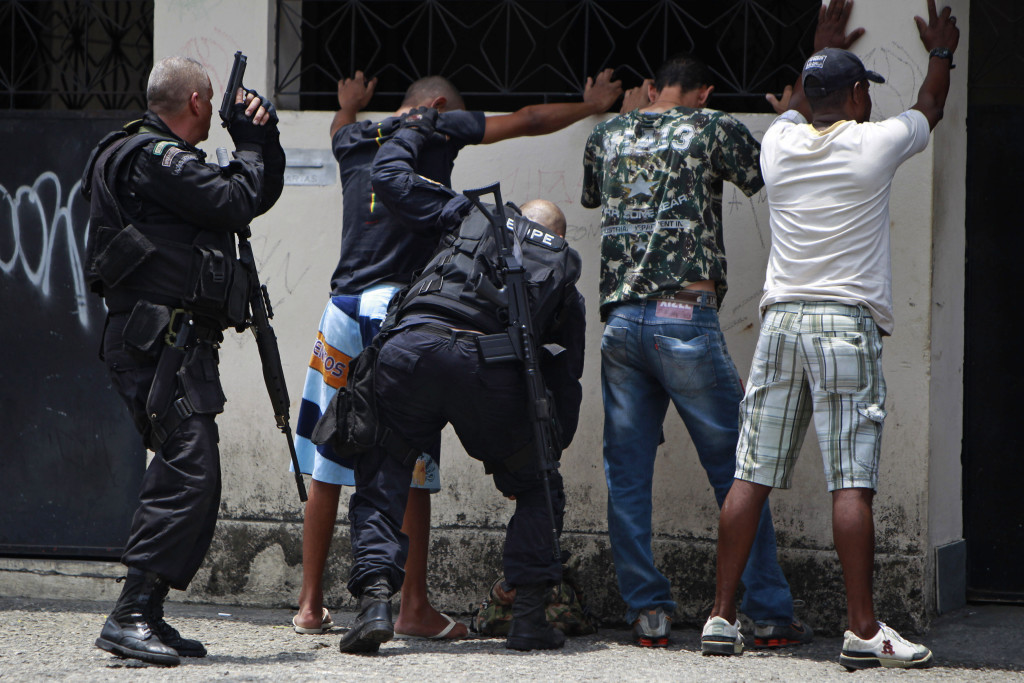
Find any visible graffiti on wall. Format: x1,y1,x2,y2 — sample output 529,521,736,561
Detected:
1,172,91,327
0,113,144,558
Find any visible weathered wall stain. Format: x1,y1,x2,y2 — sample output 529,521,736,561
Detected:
184,522,928,637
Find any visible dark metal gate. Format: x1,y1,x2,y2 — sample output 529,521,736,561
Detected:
963,0,1024,602
0,111,144,559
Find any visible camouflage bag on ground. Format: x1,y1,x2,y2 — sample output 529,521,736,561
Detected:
469,558,596,637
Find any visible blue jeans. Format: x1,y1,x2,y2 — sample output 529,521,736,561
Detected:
601,299,794,625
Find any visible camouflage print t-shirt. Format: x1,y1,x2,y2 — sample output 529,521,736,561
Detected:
581,107,763,318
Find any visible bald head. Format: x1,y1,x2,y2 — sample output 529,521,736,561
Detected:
520,200,566,238
402,76,465,112
147,56,211,116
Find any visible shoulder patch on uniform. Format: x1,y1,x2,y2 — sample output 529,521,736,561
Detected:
523,224,565,251
152,140,178,156
161,146,183,168
168,149,198,175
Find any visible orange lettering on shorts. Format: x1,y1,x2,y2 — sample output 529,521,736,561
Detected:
308,333,352,389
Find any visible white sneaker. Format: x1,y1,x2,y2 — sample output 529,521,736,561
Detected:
840,621,933,670
701,616,743,656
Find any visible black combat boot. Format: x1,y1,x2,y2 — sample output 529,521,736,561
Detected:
505,582,566,651
95,568,180,666
147,576,207,657
338,576,394,654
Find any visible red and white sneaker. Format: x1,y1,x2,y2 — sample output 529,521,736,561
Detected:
840,621,933,670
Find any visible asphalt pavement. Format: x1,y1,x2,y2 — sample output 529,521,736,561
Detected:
1,596,1021,681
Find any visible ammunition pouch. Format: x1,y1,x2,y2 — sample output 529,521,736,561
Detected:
311,340,416,467
94,231,250,330
477,331,519,364
186,243,250,327
122,300,172,355
91,224,156,288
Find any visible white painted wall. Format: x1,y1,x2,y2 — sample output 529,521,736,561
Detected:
151,0,967,614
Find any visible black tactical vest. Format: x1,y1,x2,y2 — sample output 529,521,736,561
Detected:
80,126,248,327
396,203,582,335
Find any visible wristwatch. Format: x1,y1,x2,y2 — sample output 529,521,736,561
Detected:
929,47,955,68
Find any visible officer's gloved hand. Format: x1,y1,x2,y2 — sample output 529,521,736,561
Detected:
226,101,267,147
400,106,439,137
250,90,280,128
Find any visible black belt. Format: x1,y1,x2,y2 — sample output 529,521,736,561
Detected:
650,289,717,307
414,322,484,340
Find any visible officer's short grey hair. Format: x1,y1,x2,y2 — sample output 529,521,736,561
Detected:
147,56,210,115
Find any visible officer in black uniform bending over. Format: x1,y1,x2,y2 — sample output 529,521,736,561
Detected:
335,108,586,654
81,56,285,666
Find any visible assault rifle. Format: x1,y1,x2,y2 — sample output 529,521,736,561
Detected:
463,183,561,561
235,227,308,502
216,50,307,502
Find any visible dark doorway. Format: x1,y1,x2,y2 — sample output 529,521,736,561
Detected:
0,112,145,559
963,1,1024,602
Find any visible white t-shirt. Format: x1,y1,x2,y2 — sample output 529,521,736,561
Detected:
759,109,931,334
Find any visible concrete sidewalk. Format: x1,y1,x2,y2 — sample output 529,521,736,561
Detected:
1,596,1020,681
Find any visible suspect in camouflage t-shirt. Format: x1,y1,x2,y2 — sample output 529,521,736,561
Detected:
581,107,763,319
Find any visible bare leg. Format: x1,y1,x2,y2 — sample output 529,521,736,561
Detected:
294,479,341,629
832,487,879,639
711,479,773,622
394,487,468,639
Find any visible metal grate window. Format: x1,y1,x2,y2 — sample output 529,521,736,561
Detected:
276,0,820,113
1,0,153,111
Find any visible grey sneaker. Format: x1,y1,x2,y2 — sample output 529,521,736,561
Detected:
701,616,744,656
631,607,671,647
753,619,814,648
840,621,933,670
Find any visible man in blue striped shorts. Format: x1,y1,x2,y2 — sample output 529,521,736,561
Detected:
703,0,959,671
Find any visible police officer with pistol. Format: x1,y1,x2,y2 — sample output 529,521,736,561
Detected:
81,55,285,666
324,107,586,654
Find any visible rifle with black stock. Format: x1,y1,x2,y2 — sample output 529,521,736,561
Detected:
216,50,308,502
463,183,562,562
235,229,308,502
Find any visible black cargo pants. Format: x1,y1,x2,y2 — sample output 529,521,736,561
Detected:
346,323,565,596
102,311,226,589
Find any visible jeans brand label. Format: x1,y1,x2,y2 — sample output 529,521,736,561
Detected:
655,301,693,320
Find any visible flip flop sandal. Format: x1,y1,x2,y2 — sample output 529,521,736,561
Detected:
393,613,465,640
292,607,334,634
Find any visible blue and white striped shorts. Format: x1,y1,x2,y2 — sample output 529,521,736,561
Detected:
292,283,440,491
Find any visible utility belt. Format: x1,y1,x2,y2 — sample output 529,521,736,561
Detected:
92,223,250,329
119,300,226,451
413,321,523,366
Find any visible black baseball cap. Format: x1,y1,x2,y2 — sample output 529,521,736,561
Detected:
802,48,884,97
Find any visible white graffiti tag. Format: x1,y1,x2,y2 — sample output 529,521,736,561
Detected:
1,172,91,328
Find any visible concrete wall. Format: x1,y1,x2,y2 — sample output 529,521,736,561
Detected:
0,0,969,635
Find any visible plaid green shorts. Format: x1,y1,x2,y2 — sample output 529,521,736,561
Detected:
735,301,887,491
